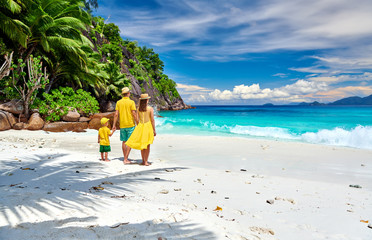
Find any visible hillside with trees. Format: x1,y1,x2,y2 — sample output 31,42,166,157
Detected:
0,0,189,125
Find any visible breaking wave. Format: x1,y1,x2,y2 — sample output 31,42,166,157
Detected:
156,117,372,149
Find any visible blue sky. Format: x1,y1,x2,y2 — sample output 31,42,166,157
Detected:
95,0,372,104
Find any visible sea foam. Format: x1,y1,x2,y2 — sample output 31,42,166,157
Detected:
156,117,372,150
230,125,296,139
301,125,372,149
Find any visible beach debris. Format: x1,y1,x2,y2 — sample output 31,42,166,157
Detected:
240,169,247,172
251,174,264,178
75,171,80,173
236,210,245,215
347,210,353,212
194,178,203,184
266,199,275,205
9,183,22,187
360,220,369,223
165,169,174,172
214,206,223,211
87,224,98,228
154,177,161,180
20,167,35,171
361,164,365,167
256,192,260,194
225,197,229,200
250,226,275,235
245,181,251,184
174,188,182,191
110,222,129,228
7,173,13,176
275,197,282,200
261,145,269,150
60,187,67,191
47,191,52,194
111,195,126,198
211,190,217,194
90,186,104,191
101,181,113,185
159,189,169,194
225,170,231,173
368,223,372,229
349,184,362,188
286,198,295,204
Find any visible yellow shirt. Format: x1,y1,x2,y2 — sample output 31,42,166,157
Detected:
99,126,111,146
115,97,136,128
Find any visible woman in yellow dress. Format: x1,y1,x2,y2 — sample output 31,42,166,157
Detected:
126,93,156,166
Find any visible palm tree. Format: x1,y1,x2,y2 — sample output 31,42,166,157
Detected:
0,0,30,48
102,61,130,100
19,0,92,66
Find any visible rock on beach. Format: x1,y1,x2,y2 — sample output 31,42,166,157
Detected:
0,110,16,131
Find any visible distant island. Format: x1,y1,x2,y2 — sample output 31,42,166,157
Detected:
298,94,372,106
298,101,325,106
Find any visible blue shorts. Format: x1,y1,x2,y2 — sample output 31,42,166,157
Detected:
120,127,135,141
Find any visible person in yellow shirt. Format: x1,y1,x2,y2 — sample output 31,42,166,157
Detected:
98,117,113,162
112,87,138,164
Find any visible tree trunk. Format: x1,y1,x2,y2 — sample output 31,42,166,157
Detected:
0,52,13,80
45,76,56,93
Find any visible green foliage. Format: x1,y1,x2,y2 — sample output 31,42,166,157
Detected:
0,38,8,55
103,23,122,44
33,87,99,121
90,16,105,41
103,61,130,100
0,77,19,100
153,74,180,100
101,43,123,63
128,59,148,84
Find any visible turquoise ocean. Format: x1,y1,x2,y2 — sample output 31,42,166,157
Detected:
157,105,372,150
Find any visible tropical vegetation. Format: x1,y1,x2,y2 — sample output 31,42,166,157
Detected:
0,0,180,119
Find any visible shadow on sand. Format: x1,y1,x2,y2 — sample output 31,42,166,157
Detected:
0,216,215,239
0,153,216,239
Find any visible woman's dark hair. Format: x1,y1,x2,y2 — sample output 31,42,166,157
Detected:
139,99,148,112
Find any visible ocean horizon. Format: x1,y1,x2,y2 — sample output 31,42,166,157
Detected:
157,105,372,150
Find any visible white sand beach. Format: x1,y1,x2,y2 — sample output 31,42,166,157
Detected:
0,130,372,239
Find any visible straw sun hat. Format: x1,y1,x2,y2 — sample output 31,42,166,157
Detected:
121,87,130,94
140,93,151,99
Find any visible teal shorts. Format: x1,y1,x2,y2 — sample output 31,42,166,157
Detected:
100,145,111,152
120,127,135,141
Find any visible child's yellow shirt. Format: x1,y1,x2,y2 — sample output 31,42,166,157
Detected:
98,126,111,146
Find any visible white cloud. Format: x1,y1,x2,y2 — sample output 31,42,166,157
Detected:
176,83,210,92
176,83,211,102
208,80,328,102
273,73,288,78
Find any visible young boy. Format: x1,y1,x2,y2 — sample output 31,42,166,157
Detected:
98,117,113,162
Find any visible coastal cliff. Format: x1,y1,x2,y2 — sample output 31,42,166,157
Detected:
84,23,191,111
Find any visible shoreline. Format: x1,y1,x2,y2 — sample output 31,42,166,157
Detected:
0,130,372,239
1,130,371,185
